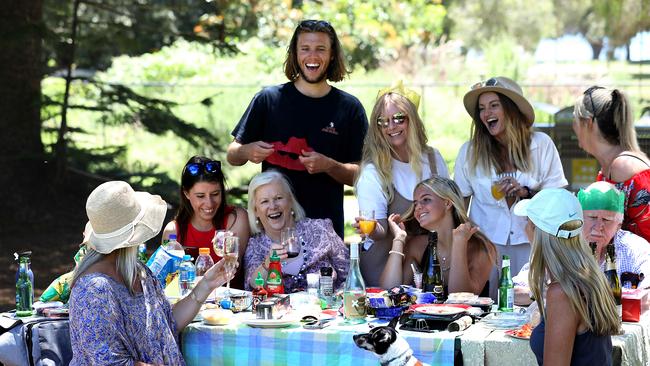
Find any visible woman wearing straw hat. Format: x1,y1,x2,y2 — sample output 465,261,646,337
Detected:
573,86,650,242
454,76,567,298
354,81,449,286
69,181,233,366
514,188,619,365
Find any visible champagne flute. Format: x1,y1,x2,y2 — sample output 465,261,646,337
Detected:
222,235,239,298
282,227,299,258
358,209,376,249
212,230,232,258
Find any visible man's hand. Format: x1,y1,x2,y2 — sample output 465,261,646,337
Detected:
228,140,274,165
299,150,334,174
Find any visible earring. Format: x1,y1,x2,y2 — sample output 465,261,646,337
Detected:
255,217,261,226
291,210,295,217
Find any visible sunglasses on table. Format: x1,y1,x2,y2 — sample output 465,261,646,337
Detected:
471,77,500,90
376,112,408,128
184,160,221,176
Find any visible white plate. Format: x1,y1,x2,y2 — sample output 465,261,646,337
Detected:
414,305,467,316
241,317,297,328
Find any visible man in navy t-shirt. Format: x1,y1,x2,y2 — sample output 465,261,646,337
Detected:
228,20,368,238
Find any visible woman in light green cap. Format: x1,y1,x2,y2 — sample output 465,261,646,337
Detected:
578,181,650,289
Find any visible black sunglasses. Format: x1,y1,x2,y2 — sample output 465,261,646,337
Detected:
471,77,500,90
298,19,333,31
377,112,408,128
185,160,221,176
583,86,604,116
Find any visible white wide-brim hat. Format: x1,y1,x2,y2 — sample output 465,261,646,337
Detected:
86,181,167,254
513,188,583,239
463,76,535,126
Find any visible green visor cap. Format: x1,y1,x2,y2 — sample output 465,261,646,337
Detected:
577,182,625,213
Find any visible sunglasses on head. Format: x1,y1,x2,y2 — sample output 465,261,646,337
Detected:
377,112,407,128
471,77,500,90
185,160,221,176
583,86,605,116
298,19,333,31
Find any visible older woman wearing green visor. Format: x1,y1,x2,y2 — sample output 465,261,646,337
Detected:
578,181,650,289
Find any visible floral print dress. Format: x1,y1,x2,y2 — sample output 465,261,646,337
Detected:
69,265,184,366
244,218,350,292
599,168,650,243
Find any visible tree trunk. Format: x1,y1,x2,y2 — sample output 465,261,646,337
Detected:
0,1,45,222
589,40,603,60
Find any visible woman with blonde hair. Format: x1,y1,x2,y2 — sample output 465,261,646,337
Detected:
354,81,449,286
514,188,619,365
381,176,496,294
573,86,650,242
455,76,567,297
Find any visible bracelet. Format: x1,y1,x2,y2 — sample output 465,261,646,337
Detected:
393,238,406,246
189,288,204,305
389,250,405,258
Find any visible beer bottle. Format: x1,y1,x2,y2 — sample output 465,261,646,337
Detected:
605,244,622,319
498,255,514,312
422,231,445,302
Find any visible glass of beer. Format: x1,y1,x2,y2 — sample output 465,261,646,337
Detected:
491,178,506,201
358,209,376,248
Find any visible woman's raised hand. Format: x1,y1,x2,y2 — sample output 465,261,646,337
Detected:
387,213,407,241
452,222,478,244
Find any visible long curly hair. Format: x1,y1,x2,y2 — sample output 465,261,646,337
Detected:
356,92,432,203
469,92,533,175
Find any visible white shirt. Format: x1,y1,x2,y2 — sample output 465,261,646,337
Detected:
356,147,450,220
454,132,568,246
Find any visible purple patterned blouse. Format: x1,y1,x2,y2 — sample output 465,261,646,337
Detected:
69,265,184,366
244,218,350,292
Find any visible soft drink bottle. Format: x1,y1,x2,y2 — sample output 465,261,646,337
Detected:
195,247,214,277
179,254,196,297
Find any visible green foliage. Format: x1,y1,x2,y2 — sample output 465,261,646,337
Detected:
482,37,533,81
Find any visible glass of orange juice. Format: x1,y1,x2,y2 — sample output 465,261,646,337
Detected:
359,209,376,248
491,178,506,201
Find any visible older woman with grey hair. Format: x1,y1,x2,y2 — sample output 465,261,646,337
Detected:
243,170,349,292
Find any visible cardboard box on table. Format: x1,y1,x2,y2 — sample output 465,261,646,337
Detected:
622,289,650,322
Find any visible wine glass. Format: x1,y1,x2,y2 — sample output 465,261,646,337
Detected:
212,230,232,258
358,209,376,250
281,227,299,258
222,235,239,298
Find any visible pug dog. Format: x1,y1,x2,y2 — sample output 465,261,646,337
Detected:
353,317,428,366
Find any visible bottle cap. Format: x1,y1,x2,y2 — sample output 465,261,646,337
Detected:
270,250,280,262
255,272,265,286
199,247,210,255
169,234,177,240
183,254,192,261
502,255,510,260
320,267,333,276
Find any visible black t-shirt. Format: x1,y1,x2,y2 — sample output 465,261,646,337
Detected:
232,82,368,237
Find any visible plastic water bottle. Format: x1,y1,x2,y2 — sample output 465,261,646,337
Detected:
166,234,185,272
179,254,196,297
195,247,214,277
137,243,148,263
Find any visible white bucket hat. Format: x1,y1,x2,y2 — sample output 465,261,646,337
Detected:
513,188,583,239
86,181,167,254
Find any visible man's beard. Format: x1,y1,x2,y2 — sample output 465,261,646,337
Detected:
298,66,328,84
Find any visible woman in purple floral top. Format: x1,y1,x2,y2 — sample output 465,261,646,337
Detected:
244,170,349,292
69,181,233,366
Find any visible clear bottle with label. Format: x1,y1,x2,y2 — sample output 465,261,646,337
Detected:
343,242,366,323
498,255,514,312
179,254,196,297
195,247,214,277
15,254,33,317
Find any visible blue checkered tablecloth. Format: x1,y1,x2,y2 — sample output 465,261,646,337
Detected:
182,316,457,366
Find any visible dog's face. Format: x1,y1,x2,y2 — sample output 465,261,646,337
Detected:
353,325,398,355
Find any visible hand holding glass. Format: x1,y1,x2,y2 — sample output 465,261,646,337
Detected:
358,209,376,247
281,227,299,258
213,230,233,257
222,236,239,295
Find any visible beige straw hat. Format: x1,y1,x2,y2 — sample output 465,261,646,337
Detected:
463,76,535,126
85,181,167,254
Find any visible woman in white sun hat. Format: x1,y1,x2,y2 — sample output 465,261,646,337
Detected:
454,76,567,299
514,188,619,366
69,181,234,366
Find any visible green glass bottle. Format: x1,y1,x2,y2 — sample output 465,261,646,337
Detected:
16,255,33,317
422,231,445,302
498,255,514,312
605,244,622,319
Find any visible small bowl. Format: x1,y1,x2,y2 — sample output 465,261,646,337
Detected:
201,309,231,326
